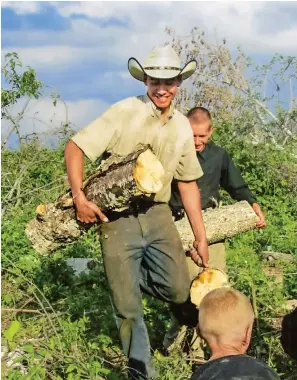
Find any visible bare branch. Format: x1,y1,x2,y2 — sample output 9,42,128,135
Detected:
1,98,31,149
2,149,43,215
1,308,43,314
3,176,66,205
289,77,293,113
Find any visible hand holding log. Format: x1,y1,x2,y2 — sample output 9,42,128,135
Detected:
26,145,165,254
73,191,109,224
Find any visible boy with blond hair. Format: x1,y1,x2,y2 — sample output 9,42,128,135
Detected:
191,288,279,380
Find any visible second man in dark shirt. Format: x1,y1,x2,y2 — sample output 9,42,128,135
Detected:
163,107,266,359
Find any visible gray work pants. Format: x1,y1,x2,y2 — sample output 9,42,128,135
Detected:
99,203,191,379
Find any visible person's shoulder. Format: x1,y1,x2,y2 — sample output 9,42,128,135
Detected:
207,142,226,153
207,142,230,158
191,355,279,380
111,96,144,110
173,110,193,137
174,109,190,124
236,356,280,379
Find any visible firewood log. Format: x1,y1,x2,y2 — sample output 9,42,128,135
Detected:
25,145,164,254
175,201,259,251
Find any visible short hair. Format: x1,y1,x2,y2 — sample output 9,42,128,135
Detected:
199,288,254,344
144,74,182,83
186,106,212,122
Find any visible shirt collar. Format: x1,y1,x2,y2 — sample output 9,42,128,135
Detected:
198,143,210,160
143,93,175,121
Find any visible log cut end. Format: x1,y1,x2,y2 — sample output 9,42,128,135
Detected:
190,268,230,308
133,149,165,194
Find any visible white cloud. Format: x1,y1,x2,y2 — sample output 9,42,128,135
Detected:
1,1,42,14
2,44,101,71
2,1,297,130
52,1,132,19
2,1,297,75
51,1,297,54
1,96,110,142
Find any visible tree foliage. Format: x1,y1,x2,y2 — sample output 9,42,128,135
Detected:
1,53,44,118
165,27,297,148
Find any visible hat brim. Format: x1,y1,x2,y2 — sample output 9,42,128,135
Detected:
128,57,197,82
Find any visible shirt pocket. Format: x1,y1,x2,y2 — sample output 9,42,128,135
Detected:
162,143,178,173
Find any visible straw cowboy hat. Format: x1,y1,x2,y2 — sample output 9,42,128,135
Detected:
128,45,197,82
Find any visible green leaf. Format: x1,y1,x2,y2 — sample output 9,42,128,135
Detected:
23,344,34,354
4,320,21,342
66,364,77,373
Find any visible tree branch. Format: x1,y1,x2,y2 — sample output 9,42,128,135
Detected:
1,98,31,149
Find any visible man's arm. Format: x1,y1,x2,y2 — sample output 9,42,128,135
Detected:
64,102,122,224
64,140,108,224
220,150,266,228
177,180,209,267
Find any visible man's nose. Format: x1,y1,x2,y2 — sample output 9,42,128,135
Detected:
156,84,168,93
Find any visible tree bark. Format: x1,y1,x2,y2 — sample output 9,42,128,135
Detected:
25,145,165,254
175,201,259,251
262,251,294,263
26,197,258,255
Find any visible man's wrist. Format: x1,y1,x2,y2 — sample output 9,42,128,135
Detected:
194,234,207,244
72,188,84,202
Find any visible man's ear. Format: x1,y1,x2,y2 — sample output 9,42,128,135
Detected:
177,76,183,87
242,324,252,352
143,74,148,86
208,126,214,138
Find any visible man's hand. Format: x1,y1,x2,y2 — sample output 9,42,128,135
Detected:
177,180,209,267
64,140,108,224
252,203,266,228
74,191,109,224
190,239,209,267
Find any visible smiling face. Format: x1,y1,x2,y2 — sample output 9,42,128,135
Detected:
190,120,213,153
144,75,181,111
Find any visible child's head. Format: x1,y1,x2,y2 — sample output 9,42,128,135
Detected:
186,106,213,152
198,288,254,355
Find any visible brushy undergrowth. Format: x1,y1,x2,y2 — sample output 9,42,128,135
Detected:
2,127,297,379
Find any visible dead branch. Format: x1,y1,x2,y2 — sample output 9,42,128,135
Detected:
1,98,31,149
1,308,43,314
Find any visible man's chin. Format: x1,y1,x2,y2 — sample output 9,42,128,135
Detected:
195,146,204,152
152,97,171,109
155,101,171,109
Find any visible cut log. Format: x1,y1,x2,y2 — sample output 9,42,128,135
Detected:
175,201,259,251
262,251,294,263
56,144,164,211
25,145,165,254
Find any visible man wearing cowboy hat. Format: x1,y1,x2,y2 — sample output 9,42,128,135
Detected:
64,45,208,379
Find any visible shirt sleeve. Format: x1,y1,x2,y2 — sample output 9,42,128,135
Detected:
220,150,257,204
71,103,119,162
174,137,203,181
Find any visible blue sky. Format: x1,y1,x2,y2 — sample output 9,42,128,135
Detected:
1,1,297,145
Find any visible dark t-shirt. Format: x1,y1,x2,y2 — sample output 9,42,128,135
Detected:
190,355,280,380
170,142,256,213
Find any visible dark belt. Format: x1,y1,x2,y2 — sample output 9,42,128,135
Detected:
106,200,160,221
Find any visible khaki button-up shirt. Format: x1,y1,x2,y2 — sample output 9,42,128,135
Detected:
71,94,203,203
